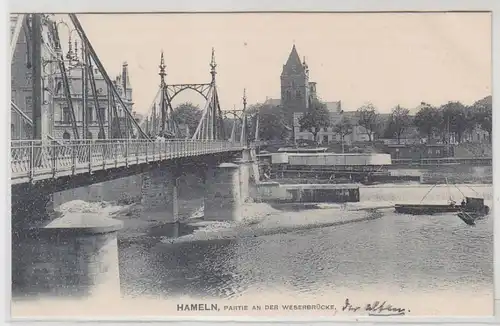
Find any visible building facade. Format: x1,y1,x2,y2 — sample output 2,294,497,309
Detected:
10,15,134,140
280,45,317,126
52,62,134,139
293,108,370,145
11,15,57,140
277,44,370,144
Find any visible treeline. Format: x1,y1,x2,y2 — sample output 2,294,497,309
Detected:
377,97,492,144
165,96,492,145
258,96,492,144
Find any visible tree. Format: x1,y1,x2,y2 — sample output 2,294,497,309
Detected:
298,99,330,144
246,103,290,141
414,104,442,143
332,115,353,147
172,102,203,136
439,101,471,143
356,103,380,142
385,105,411,144
472,96,492,142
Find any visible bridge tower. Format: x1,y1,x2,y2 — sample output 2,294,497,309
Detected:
142,48,225,140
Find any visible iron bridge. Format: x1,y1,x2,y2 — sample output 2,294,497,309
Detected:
11,139,245,185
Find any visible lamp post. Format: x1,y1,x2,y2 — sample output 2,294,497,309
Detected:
340,109,345,154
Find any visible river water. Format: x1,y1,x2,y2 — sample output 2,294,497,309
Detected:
114,183,493,316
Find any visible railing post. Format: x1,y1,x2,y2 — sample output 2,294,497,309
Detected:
159,140,163,161
88,139,92,174
102,141,106,170
125,138,129,167
71,141,76,176
52,142,57,177
136,141,139,164
29,141,34,182
114,141,118,168
152,140,156,162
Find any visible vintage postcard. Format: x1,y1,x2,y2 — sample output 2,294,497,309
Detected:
9,10,494,319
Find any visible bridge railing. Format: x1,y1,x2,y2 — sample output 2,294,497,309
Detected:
11,139,244,183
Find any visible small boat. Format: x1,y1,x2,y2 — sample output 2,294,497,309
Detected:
457,211,476,226
455,197,490,226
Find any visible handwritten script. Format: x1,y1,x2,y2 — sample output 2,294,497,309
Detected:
342,298,409,316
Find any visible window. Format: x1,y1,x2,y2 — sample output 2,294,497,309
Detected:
62,107,71,123
323,127,327,132
25,96,32,115
62,131,71,139
323,135,328,144
296,90,302,98
436,149,441,155
98,108,106,122
86,107,94,123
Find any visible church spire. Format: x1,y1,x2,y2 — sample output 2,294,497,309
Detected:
282,44,304,76
286,44,302,66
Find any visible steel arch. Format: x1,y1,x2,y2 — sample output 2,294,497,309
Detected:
166,83,211,103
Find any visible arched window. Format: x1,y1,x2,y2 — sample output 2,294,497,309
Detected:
97,130,105,139
86,131,93,139
296,89,302,98
62,131,71,139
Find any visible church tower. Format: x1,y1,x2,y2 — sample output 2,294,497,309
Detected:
280,44,310,119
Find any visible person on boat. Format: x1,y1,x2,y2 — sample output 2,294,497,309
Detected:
461,199,466,207
449,198,456,206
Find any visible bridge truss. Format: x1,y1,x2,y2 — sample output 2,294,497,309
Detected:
222,89,260,146
141,48,228,141
10,13,149,141
10,13,259,146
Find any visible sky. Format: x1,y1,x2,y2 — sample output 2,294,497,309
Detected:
59,12,491,114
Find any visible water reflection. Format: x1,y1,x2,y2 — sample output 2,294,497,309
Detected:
119,222,242,299
118,208,492,300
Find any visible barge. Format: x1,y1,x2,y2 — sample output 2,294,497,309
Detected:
395,197,489,217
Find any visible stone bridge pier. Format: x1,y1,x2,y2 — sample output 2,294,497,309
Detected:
10,149,254,301
11,184,123,301
141,156,253,223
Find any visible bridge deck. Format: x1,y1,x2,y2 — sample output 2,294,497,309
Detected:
11,139,244,185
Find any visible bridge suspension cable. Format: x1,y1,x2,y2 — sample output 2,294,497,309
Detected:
69,14,149,140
